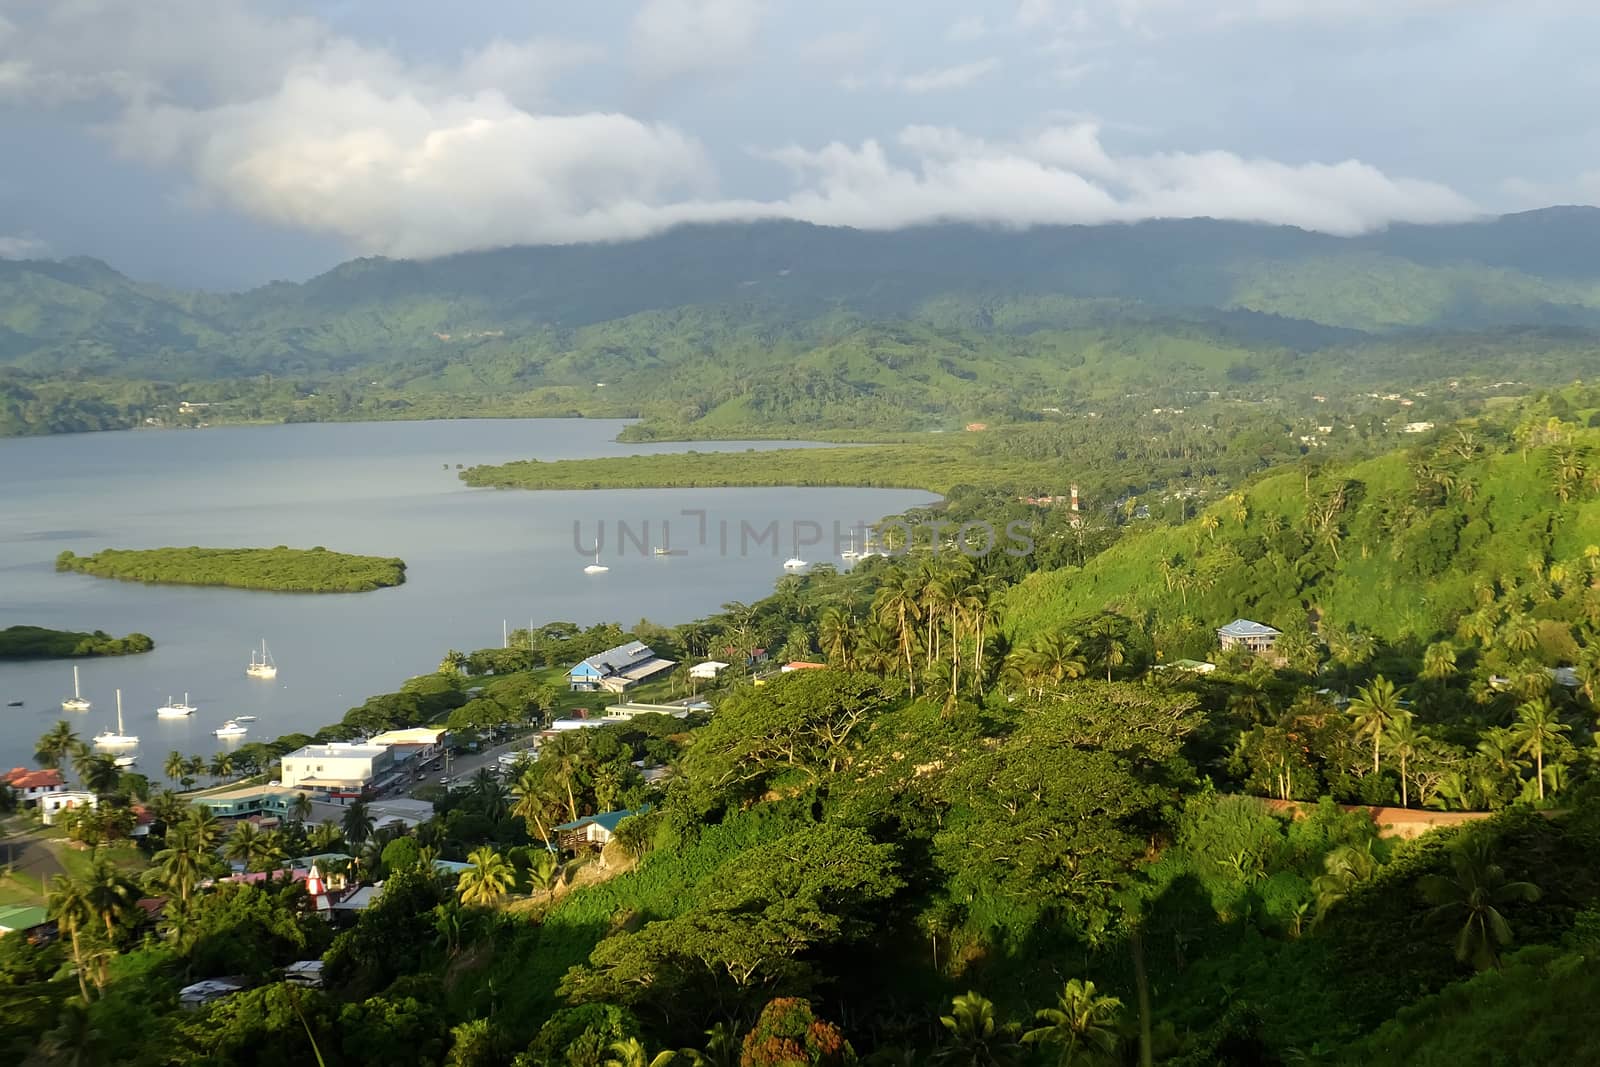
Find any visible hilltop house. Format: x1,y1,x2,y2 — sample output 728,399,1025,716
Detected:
2,767,66,807
554,806,650,852
1217,619,1282,655
568,642,676,693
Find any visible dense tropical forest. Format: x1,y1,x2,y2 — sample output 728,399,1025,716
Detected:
0,626,154,660
6,388,1600,1064
54,547,407,594
7,212,1600,440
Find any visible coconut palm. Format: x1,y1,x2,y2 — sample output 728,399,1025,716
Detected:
1312,840,1379,921
36,721,81,770
528,850,561,901
470,767,509,821
341,800,376,846
818,606,854,669
183,755,206,787
291,792,313,825
512,768,559,846
208,752,235,782
308,819,344,852
47,874,95,1000
1021,979,1122,1066
1419,840,1540,970
149,790,187,833
79,754,121,797
458,846,515,907
1420,641,1458,682
933,991,1021,1066
1347,675,1406,777
543,732,593,823
152,824,205,906
1509,698,1570,801
873,573,924,696
1499,614,1540,656
1387,713,1422,807
603,1037,680,1067
224,821,270,871
83,853,139,939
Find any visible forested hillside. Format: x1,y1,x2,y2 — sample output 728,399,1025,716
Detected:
7,211,1600,438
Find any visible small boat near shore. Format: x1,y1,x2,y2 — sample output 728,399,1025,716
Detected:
214,719,248,738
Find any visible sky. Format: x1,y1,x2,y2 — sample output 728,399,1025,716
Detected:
0,0,1596,289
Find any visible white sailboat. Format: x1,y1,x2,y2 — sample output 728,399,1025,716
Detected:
61,665,91,712
782,535,809,572
214,719,248,738
93,690,138,747
247,639,277,679
840,528,860,562
583,548,609,575
157,693,197,718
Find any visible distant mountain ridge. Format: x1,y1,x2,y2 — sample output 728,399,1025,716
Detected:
4,208,1600,437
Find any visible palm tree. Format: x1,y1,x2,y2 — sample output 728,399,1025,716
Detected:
40,998,103,1066
1509,698,1571,801
1499,614,1539,656
873,574,923,696
1312,840,1379,921
225,821,269,871
1418,840,1540,970
149,790,187,833
36,721,81,769
1387,713,1421,807
1420,641,1458,682
208,752,236,783
933,991,1021,1066
152,824,205,906
818,606,854,668
603,1037,679,1067
1021,979,1122,1067
308,819,344,852
83,854,139,939
543,732,592,823
47,874,95,1000
163,750,188,786
512,768,558,846
80,755,121,797
470,767,508,821
342,800,376,847
458,846,515,907
291,792,313,825
528,850,561,901
1348,675,1406,777
183,755,206,788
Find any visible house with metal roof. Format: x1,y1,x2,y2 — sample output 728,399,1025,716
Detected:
1216,619,1282,654
553,806,650,852
0,905,50,938
568,642,676,693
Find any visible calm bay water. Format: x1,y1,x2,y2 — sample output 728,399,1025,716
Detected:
0,419,934,769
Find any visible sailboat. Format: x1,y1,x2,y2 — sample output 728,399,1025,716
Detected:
213,719,248,739
583,548,609,575
157,693,197,718
782,535,809,572
247,639,277,679
93,690,138,747
840,528,860,562
61,665,91,712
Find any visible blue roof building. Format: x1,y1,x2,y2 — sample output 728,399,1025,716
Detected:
568,642,676,692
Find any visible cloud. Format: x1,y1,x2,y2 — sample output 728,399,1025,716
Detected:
895,59,1000,93
1501,172,1600,209
946,16,990,42
757,124,1478,236
0,1,1482,262
799,27,874,67
630,0,766,82
0,235,48,259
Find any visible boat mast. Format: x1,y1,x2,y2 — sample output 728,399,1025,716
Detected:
116,689,123,735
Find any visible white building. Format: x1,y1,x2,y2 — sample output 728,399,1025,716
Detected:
689,661,729,680
279,743,394,791
1,767,67,806
39,791,98,826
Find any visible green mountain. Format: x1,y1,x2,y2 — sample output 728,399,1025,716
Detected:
7,209,1600,436
1002,386,1600,657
